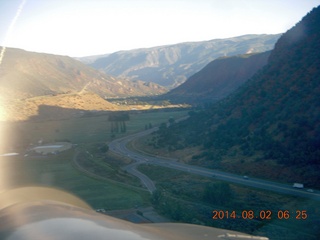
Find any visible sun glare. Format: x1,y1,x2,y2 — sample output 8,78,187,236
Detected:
0,99,7,122
0,98,9,153
0,104,7,191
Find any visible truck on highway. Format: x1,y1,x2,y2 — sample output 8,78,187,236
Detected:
293,183,304,189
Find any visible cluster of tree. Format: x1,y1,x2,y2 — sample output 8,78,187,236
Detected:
108,112,130,133
150,185,285,238
151,189,210,224
144,123,153,130
202,182,233,205
150,119,185,151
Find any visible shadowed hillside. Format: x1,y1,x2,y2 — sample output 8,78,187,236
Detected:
146,7,320,187
165,51,271,104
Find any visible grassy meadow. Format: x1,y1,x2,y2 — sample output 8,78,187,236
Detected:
0,109,188,210
1,109,189,148
0,149,150,210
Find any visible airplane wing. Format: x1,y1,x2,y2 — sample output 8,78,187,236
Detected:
0,187,268,240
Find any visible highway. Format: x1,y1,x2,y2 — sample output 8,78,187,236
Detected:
109,128,320,201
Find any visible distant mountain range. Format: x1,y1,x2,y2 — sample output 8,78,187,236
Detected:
151,7,320,186
86,34,281,88
164,51,271,104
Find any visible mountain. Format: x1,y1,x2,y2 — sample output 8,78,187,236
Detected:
75,53,110,64
0,47,166,100
88,34,281,89
0,47,167,121
150,7,320,186
164,51,271,104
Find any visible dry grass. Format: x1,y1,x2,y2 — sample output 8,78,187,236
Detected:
2,92,187,122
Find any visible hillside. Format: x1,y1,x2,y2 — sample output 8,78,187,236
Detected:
147,7,320,187
165,51,271,104
0,92,120,122
88,34,280,88
0,47,167,100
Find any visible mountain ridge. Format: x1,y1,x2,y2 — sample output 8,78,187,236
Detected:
0,47,166,100
0,47,167,121
88,34,281,88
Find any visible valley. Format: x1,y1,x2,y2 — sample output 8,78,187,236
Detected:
1,4,320,239
111,125,320,200
0,109,318,239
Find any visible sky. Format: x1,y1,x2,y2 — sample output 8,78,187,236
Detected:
1,0,320,57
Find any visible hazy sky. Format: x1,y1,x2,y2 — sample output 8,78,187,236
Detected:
1,0,320,57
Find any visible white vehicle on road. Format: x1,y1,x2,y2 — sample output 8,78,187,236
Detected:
293,183,304,189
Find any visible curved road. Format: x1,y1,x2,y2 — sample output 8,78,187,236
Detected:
109,128,320,201
109,128,157,193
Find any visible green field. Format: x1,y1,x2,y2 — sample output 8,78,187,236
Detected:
0,149,149,210
1,109,189,150
0,109,189,210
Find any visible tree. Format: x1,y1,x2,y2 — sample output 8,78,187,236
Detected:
108,112,130,133
168,117,175,125
151,189,164,205
99,144,109,153
203,182,233,206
